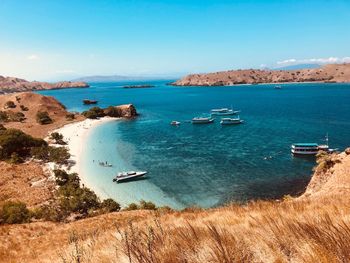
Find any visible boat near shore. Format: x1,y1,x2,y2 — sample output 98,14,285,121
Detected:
83,99,98,105
291,135,337,156
113,171,147,183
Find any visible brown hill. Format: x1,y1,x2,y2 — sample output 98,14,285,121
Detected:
173,63,350,86
0,92,84,138
0,75,89,93
1,150,350,262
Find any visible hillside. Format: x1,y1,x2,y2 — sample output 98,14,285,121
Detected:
173,63,350,86
1,149,350,262
0,92,84,138
0,75,89,94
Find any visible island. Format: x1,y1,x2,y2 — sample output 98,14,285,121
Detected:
1,77,350,263
123,84,155,89
172,63,350,86
0,75,89,94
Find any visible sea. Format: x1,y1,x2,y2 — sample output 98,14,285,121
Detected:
37,81,350,209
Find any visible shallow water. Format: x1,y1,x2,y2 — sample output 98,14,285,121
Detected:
38,81,350,208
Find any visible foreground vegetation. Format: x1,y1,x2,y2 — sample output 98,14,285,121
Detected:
82,106,124,119
0,167,158,225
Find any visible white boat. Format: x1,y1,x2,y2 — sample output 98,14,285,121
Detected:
220,117,244,125
291,134,335,156
192,117,214,124
291,143,321,155
113,171,147,183
275,85,282,89
211,108,240,116
170,121,181,125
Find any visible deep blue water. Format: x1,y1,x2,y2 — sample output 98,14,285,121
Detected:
38,81,350,208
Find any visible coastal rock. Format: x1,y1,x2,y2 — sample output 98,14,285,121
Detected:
172,63,350,86
345,147,350,155
0,75,89,93
301,150,350,198
114,104,137,118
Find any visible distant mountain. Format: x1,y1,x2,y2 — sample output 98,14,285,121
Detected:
72,75,166,82
0,75,89,94
274,64,321,71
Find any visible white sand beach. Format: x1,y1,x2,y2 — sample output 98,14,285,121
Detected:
49,116,184,208
51,117,119,188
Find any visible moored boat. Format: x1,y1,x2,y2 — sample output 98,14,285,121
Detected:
291,143,321,155
83,99,98,105
192,117,214,124
275,85,282,89
291,135,335,155
220,117,244,125
211,108,240,116
171,121,181,125
113,171,147,183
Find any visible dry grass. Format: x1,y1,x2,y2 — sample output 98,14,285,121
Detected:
0,161,55,208
3,195,348,263
2,144,350,262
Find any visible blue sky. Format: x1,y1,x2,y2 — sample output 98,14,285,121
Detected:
0,0,349,81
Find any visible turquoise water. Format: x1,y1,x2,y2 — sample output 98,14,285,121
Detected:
38,81,350,208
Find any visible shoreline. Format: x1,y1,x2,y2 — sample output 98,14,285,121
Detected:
50,117,119,196
171,81,350,87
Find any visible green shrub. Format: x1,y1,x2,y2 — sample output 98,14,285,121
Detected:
65,113,75,120
139,200,157,210
59,186,100,215
82,107,105,119
53,169,80,187
20,105,29,111
0,201,30,224
104,106,122,117
36,111,53,124
125,203,139,211
50,132,66,145
101,198,121,212
48,147,70,164
0,128,47,160
5,101,16,109
9,152,23,164
8,112,26,122
0,111,9,122
31,146,70,164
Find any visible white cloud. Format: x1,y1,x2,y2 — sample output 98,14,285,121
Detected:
26,54,39,60
277,59,296,65
277,56,350,66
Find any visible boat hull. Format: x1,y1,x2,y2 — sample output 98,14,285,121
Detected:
114,172,147,183
220,120,243,125
192,119,214,124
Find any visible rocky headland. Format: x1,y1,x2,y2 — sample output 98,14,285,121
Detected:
0,75,89,94
173,63,350,86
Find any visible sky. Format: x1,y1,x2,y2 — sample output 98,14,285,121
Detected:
0,0,350,81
